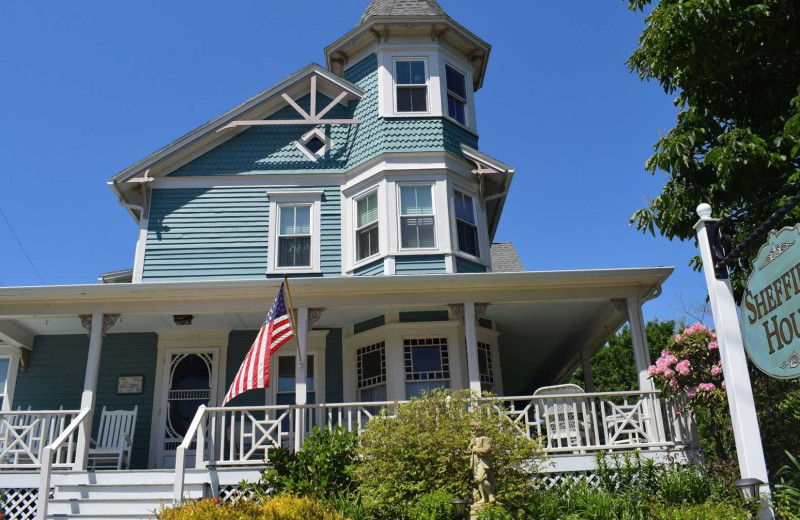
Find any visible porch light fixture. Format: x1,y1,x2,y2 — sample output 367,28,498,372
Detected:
451,499,469,519
173,315,193,326
733,478,764,504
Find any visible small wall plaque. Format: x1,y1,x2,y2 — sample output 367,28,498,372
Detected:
117,376,144,394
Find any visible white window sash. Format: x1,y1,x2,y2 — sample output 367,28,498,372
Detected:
393,58,430,114
399,184,437,250
266,191,323,274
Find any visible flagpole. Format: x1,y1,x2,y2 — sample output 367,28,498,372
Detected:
283,276,300,367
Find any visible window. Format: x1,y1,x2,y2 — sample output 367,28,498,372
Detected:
454,190,479,257
356,191,379,261
445,65,467,125
295,128,333,161
276,355,315,405
478,342,494,393
404,338,450,398
395,60,428,113
278,204,311,268
400,185,436,249
357,341,387,402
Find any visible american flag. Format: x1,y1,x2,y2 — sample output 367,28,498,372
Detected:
222,283,294,405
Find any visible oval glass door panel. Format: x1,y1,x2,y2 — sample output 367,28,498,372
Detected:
165,353,213,451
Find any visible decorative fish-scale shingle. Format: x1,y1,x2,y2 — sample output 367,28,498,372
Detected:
169,53,478,176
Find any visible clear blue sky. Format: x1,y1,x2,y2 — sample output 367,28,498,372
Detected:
0,0,707,324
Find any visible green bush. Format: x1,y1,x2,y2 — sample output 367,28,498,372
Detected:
354,389,544,519
475,503,514,520
407,490,455,520
257,426,359,501
156,495,346,520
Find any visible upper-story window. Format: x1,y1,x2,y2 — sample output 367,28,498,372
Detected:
267,190,323,274
400,185,436,249
453,190,479,257
278,204,312,267
356,191,379,261
445,65,468,126
395,59,428,113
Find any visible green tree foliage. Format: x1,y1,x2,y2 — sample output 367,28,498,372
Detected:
354,390,544,520
626,0,800,277
571,319,676,391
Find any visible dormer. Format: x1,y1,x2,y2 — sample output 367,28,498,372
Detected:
324,0,490,133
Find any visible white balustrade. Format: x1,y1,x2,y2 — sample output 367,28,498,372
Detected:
0,409,83,469
166,391,693,502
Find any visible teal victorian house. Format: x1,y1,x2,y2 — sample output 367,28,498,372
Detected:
0,1,694,519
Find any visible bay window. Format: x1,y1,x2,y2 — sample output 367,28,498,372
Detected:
357,341,387,402
278,204,312,268
404,337,450,398
395,60,428,113
454,190,479,257
445,65,467,126
400,185,436,249
356,191,379,261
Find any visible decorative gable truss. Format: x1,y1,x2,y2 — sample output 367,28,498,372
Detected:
217,75,362,130
109,64,364,219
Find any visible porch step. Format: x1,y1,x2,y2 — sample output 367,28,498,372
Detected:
41,468,262,519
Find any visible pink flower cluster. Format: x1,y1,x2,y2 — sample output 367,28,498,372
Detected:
648,349,679,377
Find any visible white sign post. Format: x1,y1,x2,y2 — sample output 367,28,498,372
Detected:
695,204,774,519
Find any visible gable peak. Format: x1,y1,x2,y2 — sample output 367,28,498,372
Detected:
360,0,447,23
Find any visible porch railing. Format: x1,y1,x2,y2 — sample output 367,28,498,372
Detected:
173,390,696,501
0,409,83,469
34,407,91,520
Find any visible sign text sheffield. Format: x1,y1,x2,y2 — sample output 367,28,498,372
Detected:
741,225,800,379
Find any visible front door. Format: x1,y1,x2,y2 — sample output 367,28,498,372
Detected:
157,348,218,468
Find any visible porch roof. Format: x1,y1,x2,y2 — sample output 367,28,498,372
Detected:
0,267,672,319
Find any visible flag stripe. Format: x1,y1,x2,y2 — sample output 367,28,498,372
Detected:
222,283,295,405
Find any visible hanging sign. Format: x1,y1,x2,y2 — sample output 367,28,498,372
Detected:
741,224,800,379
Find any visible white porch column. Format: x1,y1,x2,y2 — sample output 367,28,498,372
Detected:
294,308,309,453
463,303,483,394
580,349,595,392
75,313,118,470
623,297,655,392
695,204,773,518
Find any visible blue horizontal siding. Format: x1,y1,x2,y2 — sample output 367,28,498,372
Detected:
456,256,487,273
395,255,446,275
325,329,343,404
14,335,87,412
144,186,341,282
354,258,384,276
399,311,450,323
354,315,385,335
144,187,269,281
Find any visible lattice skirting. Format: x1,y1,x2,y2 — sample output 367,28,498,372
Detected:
536,471,600,490
217,484,253,503
3,488,39,520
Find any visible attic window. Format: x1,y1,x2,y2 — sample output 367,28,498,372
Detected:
296,128,333,161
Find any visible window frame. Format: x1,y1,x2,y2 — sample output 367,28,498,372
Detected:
397,183,438,251
295,128,334,162
393,58,430,115
266,330,328,406
356,341,388,402
444,63,469,127
266,191,323,275
277,203,313,269
354,189,381,264
452,188,480,258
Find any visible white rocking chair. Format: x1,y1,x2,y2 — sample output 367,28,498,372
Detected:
88,406,137,470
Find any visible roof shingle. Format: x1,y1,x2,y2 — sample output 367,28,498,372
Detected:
360,0,447,23
490,242,525,272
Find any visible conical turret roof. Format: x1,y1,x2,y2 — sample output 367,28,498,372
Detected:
360,0,447,23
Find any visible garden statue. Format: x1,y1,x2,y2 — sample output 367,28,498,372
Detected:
469,421,496,516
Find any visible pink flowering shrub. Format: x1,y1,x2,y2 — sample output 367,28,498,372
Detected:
649,323,732,459
649,323,726,405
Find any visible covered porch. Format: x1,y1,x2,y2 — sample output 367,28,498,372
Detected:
0,269,697,518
